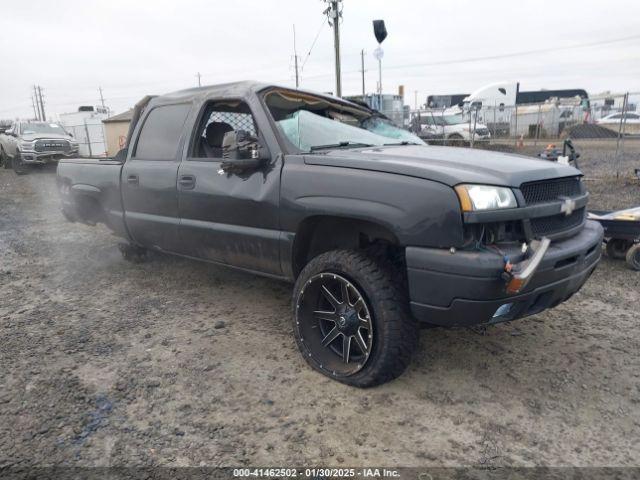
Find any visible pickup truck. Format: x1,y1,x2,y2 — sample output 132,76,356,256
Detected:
57,81,603,387
0,121,79,174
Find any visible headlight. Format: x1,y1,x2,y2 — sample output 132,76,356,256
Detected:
455,184,517,211
20,141,35,150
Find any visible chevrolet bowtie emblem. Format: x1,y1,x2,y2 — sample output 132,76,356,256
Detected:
560,197,576,216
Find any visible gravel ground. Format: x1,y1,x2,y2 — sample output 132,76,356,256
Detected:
0,142,639,468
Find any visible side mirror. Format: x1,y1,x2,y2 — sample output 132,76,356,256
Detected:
220,130,268,172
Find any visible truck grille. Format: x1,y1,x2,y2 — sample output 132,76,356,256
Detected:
520,176,582,205
34,139,70,153
530,207,585,237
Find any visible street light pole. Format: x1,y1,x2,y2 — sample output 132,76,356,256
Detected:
360,49,365,96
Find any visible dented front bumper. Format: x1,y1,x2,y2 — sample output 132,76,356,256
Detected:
406,220,604,326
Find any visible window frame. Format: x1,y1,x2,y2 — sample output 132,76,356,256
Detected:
131,102,192,161
186,97,262,163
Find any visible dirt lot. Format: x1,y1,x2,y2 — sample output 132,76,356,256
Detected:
1,141,639,468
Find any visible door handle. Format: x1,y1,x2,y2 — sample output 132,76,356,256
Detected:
178,175,196,190
126,174,139,185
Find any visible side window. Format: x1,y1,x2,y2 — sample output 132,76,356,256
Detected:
133,103,190,160
191,101,258,159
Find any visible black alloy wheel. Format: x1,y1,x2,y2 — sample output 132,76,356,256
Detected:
293,249,418,387
296,272,373,376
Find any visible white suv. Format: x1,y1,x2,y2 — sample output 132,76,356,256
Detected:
416,112,491,144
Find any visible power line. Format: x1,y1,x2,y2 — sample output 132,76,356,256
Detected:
302,33,640,80
388,33,640,71
300,17,327,72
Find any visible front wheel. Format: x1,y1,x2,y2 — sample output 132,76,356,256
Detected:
606,239,631,260
446,133,465,147
0,147,10,169
12,151,28,175
626,244,640,271
292,249,418,387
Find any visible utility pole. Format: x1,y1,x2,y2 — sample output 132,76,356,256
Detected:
360,49,366,96
293,25,300,88
196,72,202,87
32,86,41,121
99,86,106,109
324,0,342,97
37,85,46,121
31,94,39,120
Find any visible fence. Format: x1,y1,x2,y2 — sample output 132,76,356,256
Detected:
59,118,108,158
408,92,638,143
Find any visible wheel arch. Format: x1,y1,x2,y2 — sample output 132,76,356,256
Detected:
291,215,402,277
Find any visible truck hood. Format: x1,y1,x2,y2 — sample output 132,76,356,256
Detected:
20,133,74,141
304,145,580,187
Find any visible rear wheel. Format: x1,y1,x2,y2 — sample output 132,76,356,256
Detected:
626,244,640,271
292,249,418,387
12,151,28,175
118,243,148,263
606,239,631,260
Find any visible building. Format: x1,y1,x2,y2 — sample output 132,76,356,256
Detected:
102,109,133,157
345,93,405,127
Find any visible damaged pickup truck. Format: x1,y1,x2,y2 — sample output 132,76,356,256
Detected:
57,82,603,387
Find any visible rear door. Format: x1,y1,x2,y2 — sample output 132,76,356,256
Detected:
122,103,191,252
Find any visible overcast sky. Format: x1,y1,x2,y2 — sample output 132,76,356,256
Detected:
1,0,639,119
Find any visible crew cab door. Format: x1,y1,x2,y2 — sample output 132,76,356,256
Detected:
121,103,191,252
175,99,282,275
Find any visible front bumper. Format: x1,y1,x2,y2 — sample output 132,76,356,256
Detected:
406,220,603,326
20,151,78,164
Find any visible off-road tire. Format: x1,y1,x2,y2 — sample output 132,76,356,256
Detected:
626,243,640,271
292,249,418,387
606,239,631,260
12,151,28,175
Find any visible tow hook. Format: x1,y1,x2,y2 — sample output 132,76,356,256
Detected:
503,237,551,294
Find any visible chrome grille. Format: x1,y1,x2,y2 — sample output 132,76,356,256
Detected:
520,177,582,205
530,207,585,237
34,139,70,152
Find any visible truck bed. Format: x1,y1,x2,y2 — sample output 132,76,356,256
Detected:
57,158,127,238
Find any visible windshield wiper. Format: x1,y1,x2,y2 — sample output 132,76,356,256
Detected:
309,141,374,151
383,141,421,146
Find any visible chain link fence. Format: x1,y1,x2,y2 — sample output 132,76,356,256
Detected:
407,92,639,177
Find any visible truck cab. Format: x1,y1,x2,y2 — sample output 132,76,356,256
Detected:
57,82,603,387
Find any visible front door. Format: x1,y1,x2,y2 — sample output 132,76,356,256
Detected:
176,100,282,275
121,103,191,252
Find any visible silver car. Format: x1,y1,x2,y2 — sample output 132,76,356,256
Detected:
0,121,79,175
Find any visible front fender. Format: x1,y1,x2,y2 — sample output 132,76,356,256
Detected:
281,157,464,248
